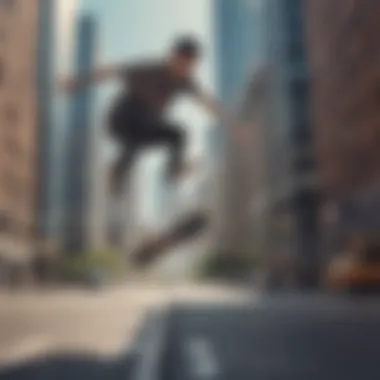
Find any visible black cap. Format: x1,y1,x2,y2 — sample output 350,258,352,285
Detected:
172,36,201,58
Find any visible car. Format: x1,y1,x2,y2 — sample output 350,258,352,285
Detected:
324,236,380,294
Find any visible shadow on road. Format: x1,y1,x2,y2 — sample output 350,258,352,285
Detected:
0,352,134,380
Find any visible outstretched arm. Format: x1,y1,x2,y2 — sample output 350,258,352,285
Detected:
193,90,253,145
57,63,126,92
193,90,238,126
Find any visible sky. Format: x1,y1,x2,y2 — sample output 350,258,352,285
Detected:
77,0,216,226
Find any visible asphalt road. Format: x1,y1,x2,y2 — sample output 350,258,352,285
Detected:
160,295,380,380
2,289,380,380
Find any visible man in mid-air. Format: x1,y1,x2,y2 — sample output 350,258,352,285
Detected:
60,36,245,196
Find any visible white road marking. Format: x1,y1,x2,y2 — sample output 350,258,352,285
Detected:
130,309,169,380
0,335,52,368
186,336,219,379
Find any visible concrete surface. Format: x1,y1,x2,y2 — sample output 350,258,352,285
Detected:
0,282,250,367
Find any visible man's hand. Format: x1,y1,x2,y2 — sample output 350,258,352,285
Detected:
194,91,250,130
57,76,78,92
194,91,233,124
194,91,255,145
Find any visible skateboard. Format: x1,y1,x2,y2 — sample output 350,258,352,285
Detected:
129,210,209,268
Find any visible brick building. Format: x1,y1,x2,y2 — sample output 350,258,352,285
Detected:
0,0,38,272
307,0,380,200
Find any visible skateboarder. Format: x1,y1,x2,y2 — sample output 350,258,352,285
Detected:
59,36,246,196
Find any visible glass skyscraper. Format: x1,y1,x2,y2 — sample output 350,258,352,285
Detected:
214,0,318,287
62,13,98,251
36,0,78,243
213,0,265,248
214,0,264,103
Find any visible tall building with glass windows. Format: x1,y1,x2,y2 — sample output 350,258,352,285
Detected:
262,0,319,288
214,0,263,103
62,13,98,251
36,0,77,246
215,0,319,288
213,0,264,253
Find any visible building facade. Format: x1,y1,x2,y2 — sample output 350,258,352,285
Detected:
62,13,98,251
213,0,265,253
307,0,380,201
229,68,270,255
215,0,319,287
36,0,77,244
262,0,319,288
214,0,264,103
36,0,54,240
0,0,39,272
307,0,380,257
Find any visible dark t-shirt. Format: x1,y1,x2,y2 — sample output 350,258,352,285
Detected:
119,60,200,115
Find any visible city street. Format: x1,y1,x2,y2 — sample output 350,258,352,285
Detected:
160,295,380,380
0,282,250,370
2,286,380,380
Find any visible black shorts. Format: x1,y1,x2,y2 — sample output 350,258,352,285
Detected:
108,97,184,149
109,97,161,142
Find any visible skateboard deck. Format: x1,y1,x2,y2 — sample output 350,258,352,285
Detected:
130,210,209,268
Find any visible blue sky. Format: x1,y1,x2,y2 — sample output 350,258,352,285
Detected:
78,0,215,225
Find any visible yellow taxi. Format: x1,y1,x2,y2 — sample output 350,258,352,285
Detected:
324,234,380,293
